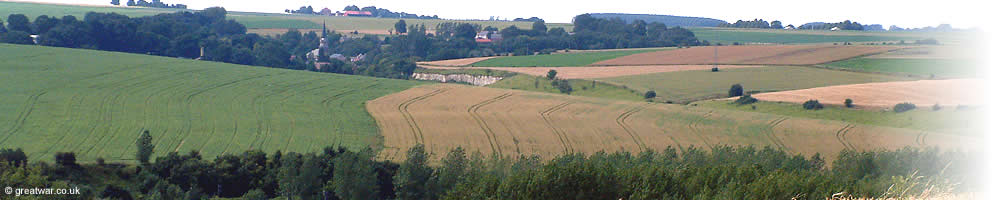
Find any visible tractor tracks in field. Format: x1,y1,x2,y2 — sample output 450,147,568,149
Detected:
173,73,274,153
686,110,715,148
835,124,858,151
915,131,928,146
764,117,790,151
541,101,575,154
0,91,46,146
397,88,449,146
467,93,514,157
616,103,650,150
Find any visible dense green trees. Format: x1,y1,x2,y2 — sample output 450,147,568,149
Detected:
803,99,824,110
6,14,31,33
0,30,33,44
571,14,703,50
718,19,785,29
0,144,979,199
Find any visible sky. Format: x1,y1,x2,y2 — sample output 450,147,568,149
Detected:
12,0,989,29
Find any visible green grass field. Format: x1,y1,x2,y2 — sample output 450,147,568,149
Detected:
823,57,979,78
0,44,422,162
487,75,644,101
694,100,982,135
690,27,931,44
598,66,915,103
470,48,671,67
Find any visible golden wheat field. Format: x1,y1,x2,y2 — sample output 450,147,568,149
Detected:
366,84,977,161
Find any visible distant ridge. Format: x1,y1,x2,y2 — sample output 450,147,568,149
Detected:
588,13,726,27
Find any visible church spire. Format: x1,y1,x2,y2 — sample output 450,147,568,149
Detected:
322,20,327,38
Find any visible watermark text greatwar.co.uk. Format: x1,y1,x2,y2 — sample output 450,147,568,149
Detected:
4,186,81,197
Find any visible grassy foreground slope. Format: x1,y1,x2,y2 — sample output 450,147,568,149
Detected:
598,66,915,103
469,48,671,67
0,44,421,162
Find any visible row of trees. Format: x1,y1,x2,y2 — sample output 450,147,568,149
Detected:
111,0,188,9
799,20,865,30
718,19,784,29
0,142,978,199
1,10,703,80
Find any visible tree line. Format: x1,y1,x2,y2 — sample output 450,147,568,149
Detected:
718,19,785,29
0,141,978,199
0,10,703,80
285,5,440,19
111,0,188,9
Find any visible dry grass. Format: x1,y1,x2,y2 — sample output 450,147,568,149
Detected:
592,45,903,66
748,79,984,108
366,84,978,162
419,64,764,79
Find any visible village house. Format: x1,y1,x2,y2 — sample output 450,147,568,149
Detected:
475,31,503,43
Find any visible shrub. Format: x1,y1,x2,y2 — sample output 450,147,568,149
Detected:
803,100,823,110
733,95,758,105
932,103,941,111
728,84,743,97
551,79,573,94
844,99,854,108
55,152,78,167
893,102,916,113
644,90,657,99
546,70,557,80
711,67,719,72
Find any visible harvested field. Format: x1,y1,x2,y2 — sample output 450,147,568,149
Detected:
417,57,497,67
366,84,977,162
592,45,903,66
749,79,984,108
419,64,763,79
599,66,915,103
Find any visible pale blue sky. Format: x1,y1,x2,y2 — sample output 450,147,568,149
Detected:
9,0,988,29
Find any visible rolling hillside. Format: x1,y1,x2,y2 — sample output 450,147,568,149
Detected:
0,44,422,162
367,84,976,162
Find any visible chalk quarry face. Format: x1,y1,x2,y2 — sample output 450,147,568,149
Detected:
411,73,504,86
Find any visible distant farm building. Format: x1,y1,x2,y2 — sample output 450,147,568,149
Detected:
475,31,503,43
785,25,796,30
830,27,841,31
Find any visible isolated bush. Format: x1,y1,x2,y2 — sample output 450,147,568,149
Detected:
546,70,557,80
733,95,758,105
803,100,823,110
932,103,941,111
644,90,657,99
728,84,744,97
55,152,78,167
844,99,854,108
711,67,719,72
551,79,573,94
893,102,916,113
